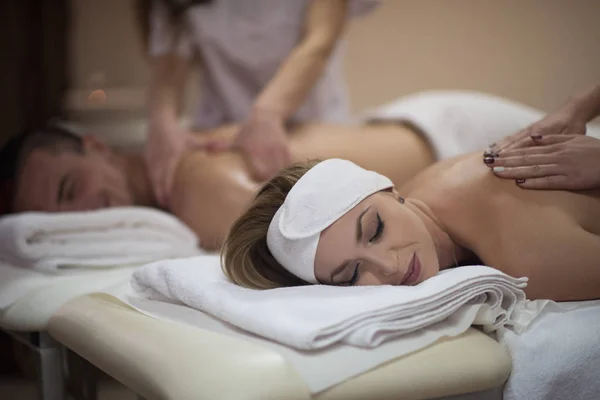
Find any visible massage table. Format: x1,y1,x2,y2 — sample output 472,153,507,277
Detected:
0,265,136,400
48,293,512,400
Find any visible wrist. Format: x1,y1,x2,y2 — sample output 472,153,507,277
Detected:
250,104,286,123
148,116,178,137
561,97,590,125
564,84,600,123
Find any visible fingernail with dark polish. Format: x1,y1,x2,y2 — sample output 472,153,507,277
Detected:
483,156,495,165
516,179,526,184
530,135,542,140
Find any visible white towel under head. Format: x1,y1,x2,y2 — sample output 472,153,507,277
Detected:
131,255,534,350
267,158,393,283
0,207,201,273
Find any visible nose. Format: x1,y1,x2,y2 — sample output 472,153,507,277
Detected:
364,248,398,277
80,194,105,210
68,191,104,211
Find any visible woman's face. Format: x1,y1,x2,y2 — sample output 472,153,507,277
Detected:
314,190,440,286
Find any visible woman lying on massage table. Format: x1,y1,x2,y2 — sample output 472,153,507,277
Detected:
222,153,600,302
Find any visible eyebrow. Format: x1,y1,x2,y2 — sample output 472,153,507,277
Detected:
329,206,371,284
57,175,67,204
356,206,371,242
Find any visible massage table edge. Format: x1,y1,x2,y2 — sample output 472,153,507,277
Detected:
48,294,511,400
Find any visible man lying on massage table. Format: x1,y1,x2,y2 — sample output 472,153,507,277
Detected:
1,90,599,251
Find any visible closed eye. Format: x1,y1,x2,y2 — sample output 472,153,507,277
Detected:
66,178,76,202
344,263,361,286
369,213,384,243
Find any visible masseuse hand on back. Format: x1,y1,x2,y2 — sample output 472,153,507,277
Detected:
144,0,352,206
485,84,600,190
145,107,290,207
205,106,291,182
145,120,216,208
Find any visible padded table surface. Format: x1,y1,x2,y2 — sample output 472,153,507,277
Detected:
49,294,511,400
0,267,135,332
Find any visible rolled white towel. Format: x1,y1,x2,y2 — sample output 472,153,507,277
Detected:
0,207,201,273
131,255,535,350
358,90,600,160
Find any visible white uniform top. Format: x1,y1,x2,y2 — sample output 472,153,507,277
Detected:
149,0,380,129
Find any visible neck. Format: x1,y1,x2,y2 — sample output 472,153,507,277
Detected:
111,150,158,208
404,198,470,270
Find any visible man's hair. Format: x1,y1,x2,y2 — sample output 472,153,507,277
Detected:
0,125,83,214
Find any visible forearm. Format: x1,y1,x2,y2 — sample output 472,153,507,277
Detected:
255,0,347,119
147,55,191,127
256,37,337,118
564,83,600,123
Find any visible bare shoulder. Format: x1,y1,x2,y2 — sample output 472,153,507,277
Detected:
404,153,600,301
171,151,259,249
399,153,478,201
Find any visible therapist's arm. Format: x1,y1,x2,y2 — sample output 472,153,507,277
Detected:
566,83,600,123
490,83,600,153
148,54,190,128
487,84,600,190
253,0,349,118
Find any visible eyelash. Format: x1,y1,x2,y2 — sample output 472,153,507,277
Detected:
347,263,361,286
369,213,385,243
66,179,75,201
344,213,384,286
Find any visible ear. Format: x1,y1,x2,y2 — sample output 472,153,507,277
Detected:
81,134,110,154
389,187,404,203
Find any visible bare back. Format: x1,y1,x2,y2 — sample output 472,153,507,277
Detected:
171,122,434,248
403,154,600,301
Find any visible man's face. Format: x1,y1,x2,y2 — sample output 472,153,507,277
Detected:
13,139,134,212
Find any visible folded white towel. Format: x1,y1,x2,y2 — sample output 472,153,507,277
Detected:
357,91,600,161
500,300,600,400
0,207,201,273
131,255,533,350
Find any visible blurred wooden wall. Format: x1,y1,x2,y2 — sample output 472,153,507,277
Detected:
0,0,69,147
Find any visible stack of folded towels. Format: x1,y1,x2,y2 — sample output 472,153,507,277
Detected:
131,255,535,350
0,207,200,273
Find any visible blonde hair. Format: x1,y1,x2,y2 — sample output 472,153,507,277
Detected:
221,160,321,289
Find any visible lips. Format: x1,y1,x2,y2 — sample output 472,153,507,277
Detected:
400,253,421,285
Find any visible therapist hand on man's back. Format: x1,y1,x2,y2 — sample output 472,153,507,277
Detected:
206,107,291,181
146,121,216,208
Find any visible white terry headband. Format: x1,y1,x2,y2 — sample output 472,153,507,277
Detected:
266,159,393,283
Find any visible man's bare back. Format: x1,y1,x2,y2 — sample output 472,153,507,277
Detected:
170,122,434,248
404,154,600,301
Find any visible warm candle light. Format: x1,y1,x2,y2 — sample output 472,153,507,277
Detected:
87,89,107,104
